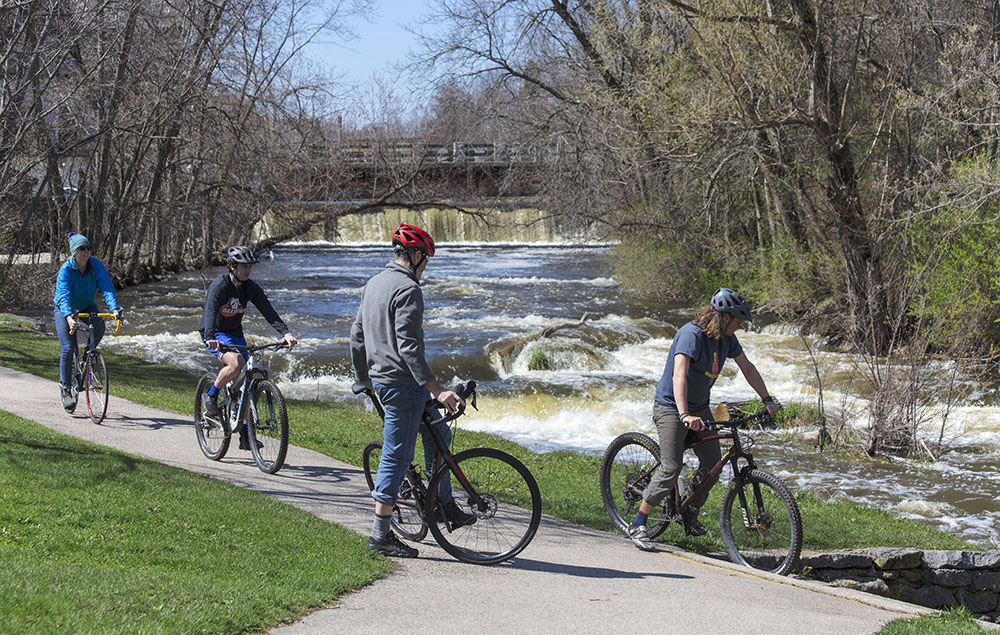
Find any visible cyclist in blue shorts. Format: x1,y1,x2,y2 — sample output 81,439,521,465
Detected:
53,232,123,412
199,246,297,449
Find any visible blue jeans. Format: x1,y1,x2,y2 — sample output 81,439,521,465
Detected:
371,382,454,507
54,305,104,389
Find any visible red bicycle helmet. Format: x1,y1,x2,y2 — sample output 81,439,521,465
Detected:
392,222,435,256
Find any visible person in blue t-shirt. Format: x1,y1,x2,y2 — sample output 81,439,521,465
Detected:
53,232,123,413
626,288,781,551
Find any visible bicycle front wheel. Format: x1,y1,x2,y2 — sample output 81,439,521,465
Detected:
195,372,230,460
426,448,541,565
599,432,672,539
720,469,803,576
248,379,288,474
362,441,428,542
84,350,109,424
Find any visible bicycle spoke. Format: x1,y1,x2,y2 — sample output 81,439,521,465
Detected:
427,448,541,565
248,379,288,474
600,432,671,537
720,470,802,575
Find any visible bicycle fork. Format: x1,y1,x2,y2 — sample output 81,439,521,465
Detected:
732,467,767,531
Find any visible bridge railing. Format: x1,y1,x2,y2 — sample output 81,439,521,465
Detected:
315,140,546,168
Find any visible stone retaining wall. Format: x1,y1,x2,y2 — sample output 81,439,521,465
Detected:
799,548,1000,621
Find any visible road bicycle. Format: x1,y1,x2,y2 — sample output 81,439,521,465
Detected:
194,341,289,474
69,311,123,424
358,381,542,565
600,406,803,575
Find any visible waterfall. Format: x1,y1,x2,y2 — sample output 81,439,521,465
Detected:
260,206,577,244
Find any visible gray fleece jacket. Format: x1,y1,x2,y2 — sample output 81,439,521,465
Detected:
350,261,435,386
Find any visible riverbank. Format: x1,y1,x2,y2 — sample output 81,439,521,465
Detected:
0,316,977,555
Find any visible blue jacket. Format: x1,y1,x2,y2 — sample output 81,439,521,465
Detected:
53,257,121,317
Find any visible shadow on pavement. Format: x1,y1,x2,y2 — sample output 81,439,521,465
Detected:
506,556,695,580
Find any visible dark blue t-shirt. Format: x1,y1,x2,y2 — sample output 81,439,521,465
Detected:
654,321,743,411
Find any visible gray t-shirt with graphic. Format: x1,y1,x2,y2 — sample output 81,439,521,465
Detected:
654,321,743,411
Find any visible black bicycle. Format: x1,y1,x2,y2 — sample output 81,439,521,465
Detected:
69,311,123,424
358,381,542,565
194,341,289,474
600,408,803,575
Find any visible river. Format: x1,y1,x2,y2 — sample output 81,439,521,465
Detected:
104,242,1000,545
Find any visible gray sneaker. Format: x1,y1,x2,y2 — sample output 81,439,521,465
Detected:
61,387,77,413
368,531,418,558
202,391,221,419
627,524,656,551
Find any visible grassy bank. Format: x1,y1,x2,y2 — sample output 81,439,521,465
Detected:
0,318,978,555
0,409,389,633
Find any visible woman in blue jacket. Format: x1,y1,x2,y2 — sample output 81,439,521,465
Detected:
53,232,123,412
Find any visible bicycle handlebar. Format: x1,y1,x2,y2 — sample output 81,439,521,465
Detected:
704,409,772,429
72,311,123,336
209,341,290,354
351,379,478,425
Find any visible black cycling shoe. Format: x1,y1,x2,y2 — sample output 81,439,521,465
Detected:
368,531,418,558
682,511,707,537
442,500,478,528
238,430,263,451
61,387,77,413
202,392,221,419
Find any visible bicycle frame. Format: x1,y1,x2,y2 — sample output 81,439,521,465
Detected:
362,383,485,523
216,344,276,430
676,423,758,511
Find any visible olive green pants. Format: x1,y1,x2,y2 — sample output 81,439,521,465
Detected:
641,402,722,515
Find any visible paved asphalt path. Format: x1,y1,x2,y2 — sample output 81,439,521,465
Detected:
2,366,931,634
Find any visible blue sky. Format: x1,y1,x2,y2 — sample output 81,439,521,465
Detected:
306,1,433,88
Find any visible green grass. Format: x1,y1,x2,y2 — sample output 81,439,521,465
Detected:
0,318,981,564
0,409,389,634
878,608,989,634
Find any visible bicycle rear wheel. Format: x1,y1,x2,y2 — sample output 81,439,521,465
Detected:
247,379,288,474
599,432,672,539
362,441,428,542
194,372,230,460
720,469,803,576
426,448,541,565
84,350,109,424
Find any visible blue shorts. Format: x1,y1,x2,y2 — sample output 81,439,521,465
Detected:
207,332,248,361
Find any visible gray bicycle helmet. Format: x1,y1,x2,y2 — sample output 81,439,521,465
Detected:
711,287,752,321
226,245,259,265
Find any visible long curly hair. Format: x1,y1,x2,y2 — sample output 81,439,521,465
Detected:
693,305,725,340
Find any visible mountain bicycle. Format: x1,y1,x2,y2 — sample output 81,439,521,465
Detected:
194,341,289,474
600,407,803,575
69,311,123,424
357,381,542,565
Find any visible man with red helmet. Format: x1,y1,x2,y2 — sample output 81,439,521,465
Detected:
350,222,476,558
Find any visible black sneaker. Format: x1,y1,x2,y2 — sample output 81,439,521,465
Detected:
238,430,263,451
442,500,477,528
682,510,707,537
61,387,76,413
368,531,418,558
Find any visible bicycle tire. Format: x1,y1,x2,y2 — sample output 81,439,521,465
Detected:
84,350,109,424
247,379,288,474
720,469,803,576
194,372,230,460
426,447,541,565
362,441,428,542
599,432,672,539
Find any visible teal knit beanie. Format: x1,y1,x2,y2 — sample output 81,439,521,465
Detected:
68,232,90,255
